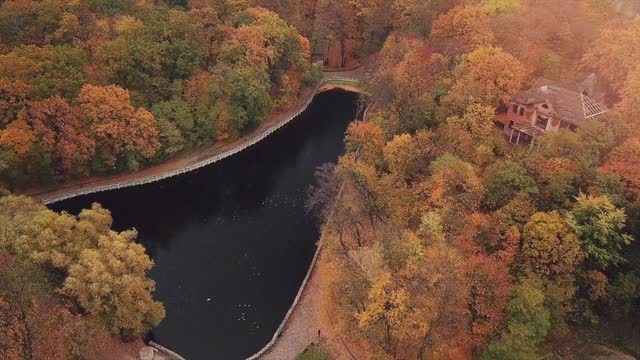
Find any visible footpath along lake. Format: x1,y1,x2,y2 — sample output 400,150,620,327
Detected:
50,90,360,359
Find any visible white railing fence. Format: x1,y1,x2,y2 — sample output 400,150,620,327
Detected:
245,101,370,360
42,77,365,205
42,76,368,360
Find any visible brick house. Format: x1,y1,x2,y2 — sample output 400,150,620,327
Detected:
498,75,609,149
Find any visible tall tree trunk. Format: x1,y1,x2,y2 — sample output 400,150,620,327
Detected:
19,308,33,360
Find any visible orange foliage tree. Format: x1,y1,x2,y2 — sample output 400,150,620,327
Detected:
601,138,640,199
27,97,95,178
453,213,512,349
313,0,361,68
583,21,640,91
0,255,107,360
614,65,640,135
430,5,494,58
77,85,159,168
0,119,35,159
345,121,386,166
0,79,30,128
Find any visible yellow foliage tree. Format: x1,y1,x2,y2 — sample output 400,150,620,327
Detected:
0,196,165,338
521,211,583,279
445,46,526,108
383,134,419,181
64,230,165,338
345,121,386,166
446,103,497,150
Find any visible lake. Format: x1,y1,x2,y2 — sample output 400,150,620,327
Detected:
50,89,360,359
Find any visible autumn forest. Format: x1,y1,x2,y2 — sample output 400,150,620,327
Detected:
1,0,640,359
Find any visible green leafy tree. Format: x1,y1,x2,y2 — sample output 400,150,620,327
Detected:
161,9,208,80
153,116,186,160
85,0,136,14
576,119,615,160
0,0,66,47
608,271,640,319
0,45,88,100
151,99,196,146
482,276,550,360
568,194,633,269
93,19,166,102
226,66,272,134
484,161,538,210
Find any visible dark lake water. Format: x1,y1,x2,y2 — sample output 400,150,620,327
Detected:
50,90,360,359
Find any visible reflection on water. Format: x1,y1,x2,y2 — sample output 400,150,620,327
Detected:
51,90,359,359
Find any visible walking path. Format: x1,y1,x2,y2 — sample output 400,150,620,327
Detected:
23,68,370,360
256,250,357,360
26,70,368,204
251,96,379,360
258,250,323,360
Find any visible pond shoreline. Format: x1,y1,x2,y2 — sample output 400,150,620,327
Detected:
26,72,367,205
49,85,367,359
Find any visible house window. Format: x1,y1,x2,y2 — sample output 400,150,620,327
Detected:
560,120,570,129
519,107,525,116
512,104,518,113
541,104,549,110
535,115,549,130
509,120,514,129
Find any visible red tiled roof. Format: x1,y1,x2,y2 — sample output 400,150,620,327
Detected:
513,78,609,126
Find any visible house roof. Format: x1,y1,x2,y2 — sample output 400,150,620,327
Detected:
512,78,609,126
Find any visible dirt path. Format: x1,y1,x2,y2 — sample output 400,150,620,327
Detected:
25,71,368,204
20,69,371,360
259,250,355,360
256,69,379,358
259,251,322,360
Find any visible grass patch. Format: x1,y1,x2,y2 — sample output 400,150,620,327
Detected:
606,337,640,358
322,80,368,91
295,343,331,360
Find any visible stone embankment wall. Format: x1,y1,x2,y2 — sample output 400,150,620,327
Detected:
41,77,364,205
